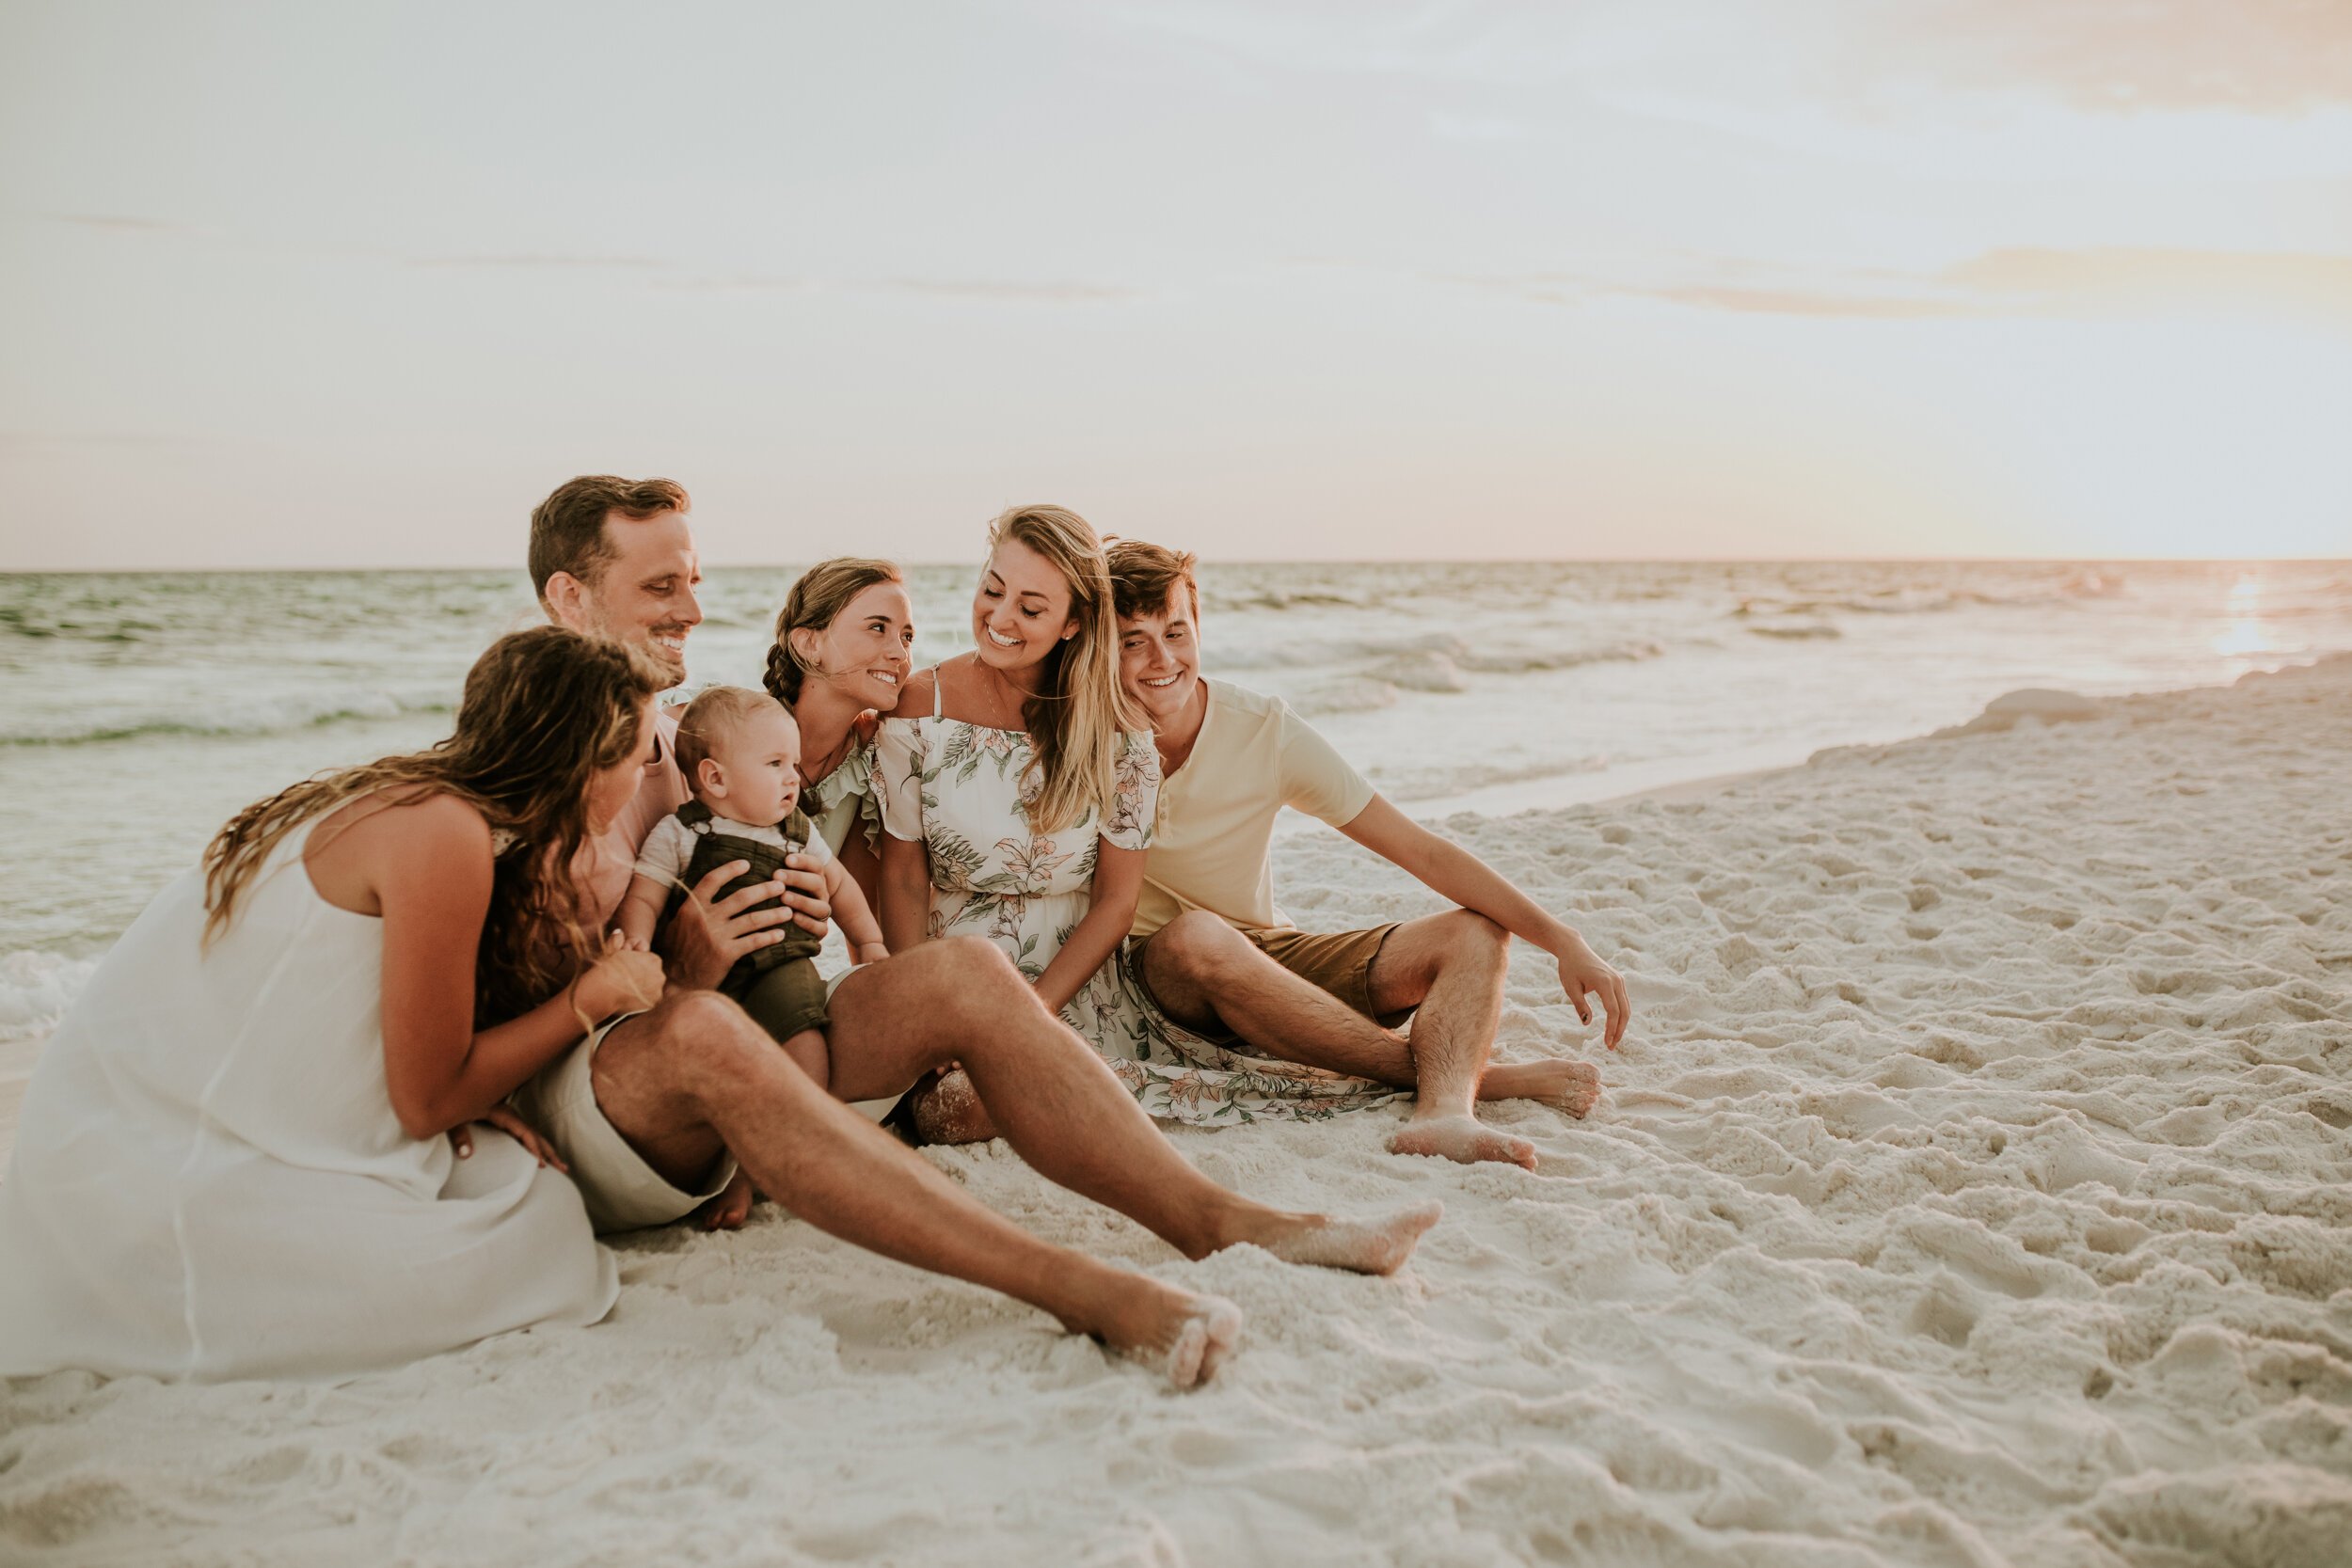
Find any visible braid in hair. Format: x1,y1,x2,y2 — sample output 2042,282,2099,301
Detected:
763,636,802,705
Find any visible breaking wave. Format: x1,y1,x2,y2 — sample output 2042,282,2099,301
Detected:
0,950,95,1041
4,691,452,748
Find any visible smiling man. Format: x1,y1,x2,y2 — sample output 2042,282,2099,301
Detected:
1106,540,1629,1168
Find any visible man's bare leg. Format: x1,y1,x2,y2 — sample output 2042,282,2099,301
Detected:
1360,911,1534,1168
824,939,1440,1273
1142,911,1602,1165
1138,911,1426,1084
588,992,1241,1388
1476,1059,1600,1118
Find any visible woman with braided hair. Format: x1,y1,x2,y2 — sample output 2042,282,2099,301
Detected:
761,559,915,903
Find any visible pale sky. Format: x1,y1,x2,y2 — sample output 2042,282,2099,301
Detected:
2,0,2347,569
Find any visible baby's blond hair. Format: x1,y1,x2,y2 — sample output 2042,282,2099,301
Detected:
675,686,791,785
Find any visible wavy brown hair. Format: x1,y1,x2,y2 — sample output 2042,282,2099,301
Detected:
764,557,904,706
1105,538,1200,620
201,626,668,1022
985,504,1140,835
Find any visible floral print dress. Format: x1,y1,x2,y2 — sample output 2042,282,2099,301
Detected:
876,681,1397,1127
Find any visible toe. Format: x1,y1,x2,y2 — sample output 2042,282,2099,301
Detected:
1165,1318,1210,1390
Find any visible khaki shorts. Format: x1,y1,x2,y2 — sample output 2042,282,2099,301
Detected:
508,1012,737,1235
1137,922,1410,1045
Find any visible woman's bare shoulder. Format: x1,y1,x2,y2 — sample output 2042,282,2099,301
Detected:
318,789,493,859
304,789,491,913
892,665,944,720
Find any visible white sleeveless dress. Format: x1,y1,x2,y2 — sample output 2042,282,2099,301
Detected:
0,821,618,1382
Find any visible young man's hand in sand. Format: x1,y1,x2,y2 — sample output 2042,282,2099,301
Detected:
1553,929,1629,1051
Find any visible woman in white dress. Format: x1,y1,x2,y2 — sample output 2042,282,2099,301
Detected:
0,627,669,1381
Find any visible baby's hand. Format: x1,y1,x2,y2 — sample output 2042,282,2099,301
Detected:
853,942,892,967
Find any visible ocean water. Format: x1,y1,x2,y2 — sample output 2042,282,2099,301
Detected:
3,559,2346,1035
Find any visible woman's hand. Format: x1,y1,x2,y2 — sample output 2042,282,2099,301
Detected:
448,1104,570,1172
574,930,664,1024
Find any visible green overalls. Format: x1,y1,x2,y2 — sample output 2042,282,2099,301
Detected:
663,800,831,1043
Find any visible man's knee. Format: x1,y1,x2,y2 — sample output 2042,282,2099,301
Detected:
870,936,1032,1019
649,990,765,1073
937,932,1017,974
1390,910,1507,993
589,989,769,1129
925,935,1024,992
1150,910,1250,985
1439,910,1511,976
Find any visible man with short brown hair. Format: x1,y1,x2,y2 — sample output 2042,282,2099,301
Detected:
1106,539,1629,1169
529,476,691,606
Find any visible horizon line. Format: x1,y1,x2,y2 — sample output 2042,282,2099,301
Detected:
6,554,2347,578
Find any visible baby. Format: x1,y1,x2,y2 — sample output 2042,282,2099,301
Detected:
618,686,889,1092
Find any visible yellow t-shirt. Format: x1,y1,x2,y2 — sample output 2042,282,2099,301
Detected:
1132,679,1376,939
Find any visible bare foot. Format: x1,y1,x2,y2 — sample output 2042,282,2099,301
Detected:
1244,1201,1443,1276
1065,1278,1245,1390
698,1167,755,1230
1389,1114,1537,1170
909,1068,1000,1145
1481,1059,1601,1119
1158,1297,1246,1389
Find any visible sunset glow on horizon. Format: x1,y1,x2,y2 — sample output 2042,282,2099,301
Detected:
2,1,2346,570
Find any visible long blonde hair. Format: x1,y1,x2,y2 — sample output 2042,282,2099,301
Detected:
201,626,667,1023
986,504,1139,834
764,557,903,706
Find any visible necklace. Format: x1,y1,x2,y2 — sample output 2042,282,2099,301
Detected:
797,725,856,789
970,657,1036,732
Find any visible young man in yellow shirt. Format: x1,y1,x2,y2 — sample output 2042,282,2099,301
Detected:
1109,542,1629,1168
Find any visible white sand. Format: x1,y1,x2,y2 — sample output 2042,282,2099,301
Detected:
4,656,2349,1566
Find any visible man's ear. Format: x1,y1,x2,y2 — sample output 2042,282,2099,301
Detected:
543,571,592,631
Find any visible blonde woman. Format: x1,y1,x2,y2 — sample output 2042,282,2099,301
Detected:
874,508,1398,1141
877,506,1155,1037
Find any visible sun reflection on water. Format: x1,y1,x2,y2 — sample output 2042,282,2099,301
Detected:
2213,572,2273,660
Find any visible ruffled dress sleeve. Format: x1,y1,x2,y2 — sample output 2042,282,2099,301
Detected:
1102,729,1161,850
805,738,885,858
874,717,929,845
